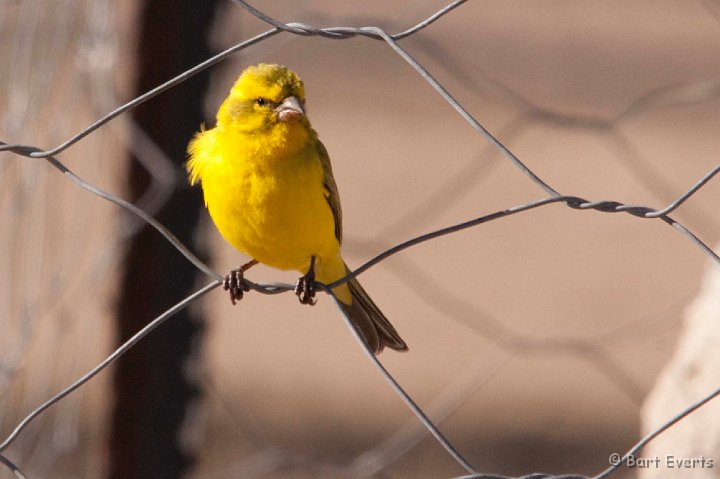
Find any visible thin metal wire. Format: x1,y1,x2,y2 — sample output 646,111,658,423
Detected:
592,383,720,479
3,29,280,159
645,163,720,217
0,282,218,452
229,0,469,40
454,475,588,479
321,285,478,476
350,345,512,477
330,190,720,290
0,142,219,280
231,0,559,196
0,453,26,479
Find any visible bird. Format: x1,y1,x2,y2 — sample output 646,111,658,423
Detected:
186,63,408,354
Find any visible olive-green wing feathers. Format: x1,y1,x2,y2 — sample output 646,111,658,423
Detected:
317,140,343,244
315,138,408,354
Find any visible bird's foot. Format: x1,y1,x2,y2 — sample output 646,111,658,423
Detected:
223,260,258,305
295,256,317,306
224,270,249,305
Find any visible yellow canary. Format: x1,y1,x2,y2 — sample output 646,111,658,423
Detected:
186,64,407,354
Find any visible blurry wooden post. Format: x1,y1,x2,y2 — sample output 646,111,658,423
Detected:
110,1,219,478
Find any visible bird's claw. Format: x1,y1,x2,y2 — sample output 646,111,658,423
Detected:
295,257,317,305
295,274,317,305
224,269,250,305
223,259,258,305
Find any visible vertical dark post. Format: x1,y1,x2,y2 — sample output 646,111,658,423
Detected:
109,1,219,478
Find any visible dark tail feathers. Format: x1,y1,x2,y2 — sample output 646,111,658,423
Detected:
338,274,408,354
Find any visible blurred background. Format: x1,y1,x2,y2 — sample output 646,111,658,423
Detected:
1,1,720,478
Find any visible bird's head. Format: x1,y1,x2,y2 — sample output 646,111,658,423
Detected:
216,64,308,134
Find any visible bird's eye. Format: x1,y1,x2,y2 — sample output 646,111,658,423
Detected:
255,98,268,106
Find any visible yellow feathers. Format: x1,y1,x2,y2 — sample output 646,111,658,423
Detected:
186,63,407,354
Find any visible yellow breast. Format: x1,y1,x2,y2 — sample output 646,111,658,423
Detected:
188,123,339,273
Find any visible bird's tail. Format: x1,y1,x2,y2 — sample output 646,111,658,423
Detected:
336,264,408,355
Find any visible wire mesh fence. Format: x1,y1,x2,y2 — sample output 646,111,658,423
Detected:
2,1,720,478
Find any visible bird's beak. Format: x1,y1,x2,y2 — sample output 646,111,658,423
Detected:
275,96,305,123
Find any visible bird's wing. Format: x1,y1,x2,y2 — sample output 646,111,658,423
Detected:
317,139,343,244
